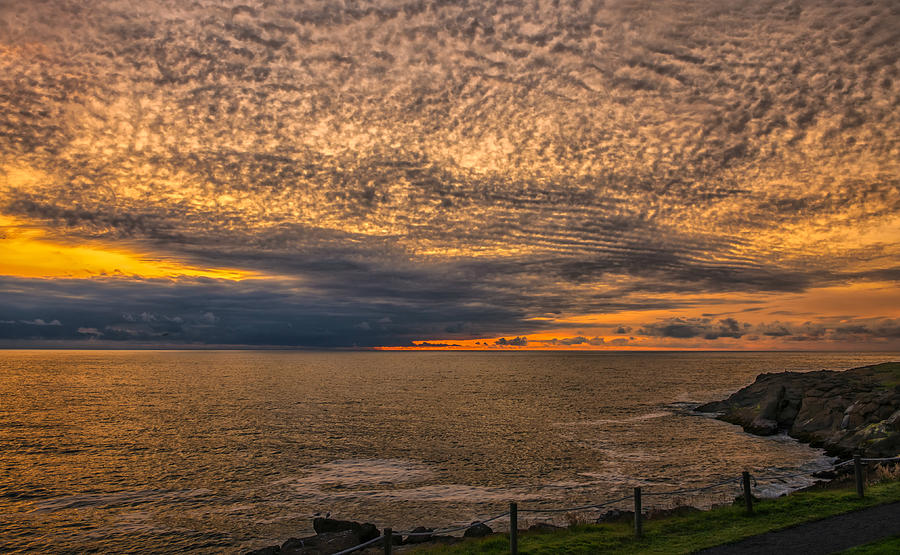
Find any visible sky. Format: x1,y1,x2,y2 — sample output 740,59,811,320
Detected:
1,0,899,350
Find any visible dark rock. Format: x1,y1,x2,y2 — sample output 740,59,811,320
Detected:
279,530,361,555
404,526,434,544
276,528,377,555
861,401,880,415
463,522,493,537
281,537,311,550
313,530,363,553
246,547,280,555
311,517,379,542
313,517,353,535
887,410,900,432
358,523,379,543
876,404,895,421
758,385,785,421
695,362,900,458
748,416,779,435
386,531,402,545
811,470,837,479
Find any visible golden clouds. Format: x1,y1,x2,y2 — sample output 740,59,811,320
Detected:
0,215,253,280
0,165,253,279
0,1,898,347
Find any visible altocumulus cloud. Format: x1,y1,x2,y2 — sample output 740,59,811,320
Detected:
0,0,899,347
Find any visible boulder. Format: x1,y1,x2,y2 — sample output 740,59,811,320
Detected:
404,526,434,544
281,537,311,550
748,416,779,436
246,547,280,555
311,517,379,542
279,530,360,555
463,522,493,537
310,530,362,553
887,410,900,432
358,523,379,543
386,531,402,545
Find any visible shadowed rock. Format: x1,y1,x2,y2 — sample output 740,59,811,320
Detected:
247,530,362,555
246,547,280,555
312,517,379,542
404,526,434,544
696,362,900,458
463,522,493,537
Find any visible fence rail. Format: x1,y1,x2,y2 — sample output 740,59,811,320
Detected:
327,456,900,555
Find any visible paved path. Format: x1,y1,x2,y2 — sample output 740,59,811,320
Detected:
697,502,900,554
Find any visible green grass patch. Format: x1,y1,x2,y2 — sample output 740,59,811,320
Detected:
838,535,900,554
866,362,900,389
417,480,900,554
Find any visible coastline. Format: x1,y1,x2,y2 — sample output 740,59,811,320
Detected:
694,361,900,459
244,466,900,555
244,363,900,554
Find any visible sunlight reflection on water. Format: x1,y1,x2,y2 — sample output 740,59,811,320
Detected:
1,350,897,552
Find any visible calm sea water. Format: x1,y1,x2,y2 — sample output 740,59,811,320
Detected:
1,350,898,553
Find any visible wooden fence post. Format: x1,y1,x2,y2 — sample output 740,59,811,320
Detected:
742,471,753,514
634,487,642,538
509,502,518,555
383,527,392,555
854,454,865,498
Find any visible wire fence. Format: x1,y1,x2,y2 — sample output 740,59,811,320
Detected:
326,455,900,555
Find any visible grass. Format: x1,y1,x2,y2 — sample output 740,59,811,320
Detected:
837,535,900,554
416,478,900,554
862,362,900,389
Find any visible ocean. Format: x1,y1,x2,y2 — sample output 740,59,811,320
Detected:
1,350,897,553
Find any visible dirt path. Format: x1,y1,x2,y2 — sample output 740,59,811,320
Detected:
696,502,900,554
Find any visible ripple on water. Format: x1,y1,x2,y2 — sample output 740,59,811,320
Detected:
29,489,215,513
274,458,623,506
2,350,894,552
275,458,435,489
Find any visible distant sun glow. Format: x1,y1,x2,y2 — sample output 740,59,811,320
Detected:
0,216,253,280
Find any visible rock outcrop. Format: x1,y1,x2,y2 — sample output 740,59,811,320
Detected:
247,529,362,555
463,522,493,538
312,517,379,543
404,526,434,544
247,518,381,555
696,362,900,458
245,517,462,554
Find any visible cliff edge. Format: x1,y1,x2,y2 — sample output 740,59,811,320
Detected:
695,362,900,458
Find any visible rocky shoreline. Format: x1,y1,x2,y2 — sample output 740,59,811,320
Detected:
245,516,489,554
247,362,900,554
245,508,703,554
695,362,900,459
